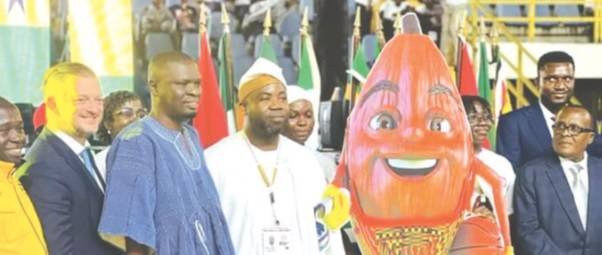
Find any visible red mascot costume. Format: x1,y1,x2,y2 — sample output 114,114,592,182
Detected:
330,14,513,255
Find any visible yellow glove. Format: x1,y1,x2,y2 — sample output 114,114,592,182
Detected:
320,185,351,230
504,246,514,255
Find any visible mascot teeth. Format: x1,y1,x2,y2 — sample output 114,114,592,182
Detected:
386,159,437,170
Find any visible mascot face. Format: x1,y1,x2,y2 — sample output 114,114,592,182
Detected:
347,34,473,222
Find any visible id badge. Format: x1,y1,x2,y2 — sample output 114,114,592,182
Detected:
314,203,331,251
262,226,293,255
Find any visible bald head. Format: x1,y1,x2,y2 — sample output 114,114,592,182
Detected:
147,51,201,128
148,51,197,84
558,105,595,131
553,105,596,161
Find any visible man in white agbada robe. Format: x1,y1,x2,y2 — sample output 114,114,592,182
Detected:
205,58,345,255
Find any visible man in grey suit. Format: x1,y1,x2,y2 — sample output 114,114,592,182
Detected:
514,105,602,255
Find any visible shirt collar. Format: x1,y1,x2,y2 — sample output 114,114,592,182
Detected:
54,130,90,156
0,160,15,179
539,100,556,122
146,116,188,142
559,152,588,170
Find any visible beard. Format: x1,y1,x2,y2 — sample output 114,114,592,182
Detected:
250,116,284,138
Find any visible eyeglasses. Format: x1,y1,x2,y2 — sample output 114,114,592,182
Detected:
113,107,148,119
543,75,574,85
467,113,493,123
552,122,594,136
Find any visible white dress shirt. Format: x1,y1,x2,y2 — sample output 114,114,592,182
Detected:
539,100,556,138
94,146,109,181
559,153,589,229
54,131,105,191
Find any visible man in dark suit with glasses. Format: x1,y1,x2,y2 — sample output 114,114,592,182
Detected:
515,105,602,254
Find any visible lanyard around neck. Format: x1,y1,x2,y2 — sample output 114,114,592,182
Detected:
242,133,282,225
242,133,281,188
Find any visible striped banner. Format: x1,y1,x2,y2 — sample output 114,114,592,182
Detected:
0,0,50,104
68,0,134,94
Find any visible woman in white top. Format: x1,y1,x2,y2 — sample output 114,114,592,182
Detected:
462,95,516,215
282,85,337,182
95,91,146,179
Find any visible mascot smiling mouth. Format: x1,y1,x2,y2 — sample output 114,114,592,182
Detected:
385,158,439,176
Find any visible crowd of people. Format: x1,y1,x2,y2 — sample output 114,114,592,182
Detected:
3,1,602,253
2,45,602,254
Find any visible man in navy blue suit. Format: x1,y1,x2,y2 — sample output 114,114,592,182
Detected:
496,51,601,170
514,105,602,254
21,63,121,254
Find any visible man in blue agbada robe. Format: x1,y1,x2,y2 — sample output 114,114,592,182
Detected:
98,52,235,255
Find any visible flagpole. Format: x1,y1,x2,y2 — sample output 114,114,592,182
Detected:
348,6,362,111
198,3,207,41
394,11,403,35
218,2,237,131
474,16,485,76
300,6,309,64
375,13,386,50
193,2,230,146
455,11,467,87
263,8,272,36
490,23,502,119
300,7,309,39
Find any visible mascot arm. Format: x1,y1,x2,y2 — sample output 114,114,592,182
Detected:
473,160,513,255
320,154,351,230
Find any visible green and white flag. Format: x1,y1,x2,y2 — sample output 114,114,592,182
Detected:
0,0,50,104
297,33,321,98
218,27,238,133
296,23,322,149
259,35,278,63
478,40,495,149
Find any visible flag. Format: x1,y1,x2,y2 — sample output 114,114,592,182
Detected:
478,40,495,149
344,43,370,101
0,0,50,104
456,37,478,96
297,35,321,94
490,48,512,152
297,21,321,149
217,27,239,134
499,83,512,115
259,34,278,63
374,39,383,60
351,44,370,81
193,31,228,148
493,60,513,117
68,0,134,94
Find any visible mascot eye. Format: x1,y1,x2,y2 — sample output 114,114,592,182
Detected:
429,117,451,132
369,113,397,130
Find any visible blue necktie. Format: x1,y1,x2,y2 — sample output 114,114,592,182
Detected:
80,148,105,190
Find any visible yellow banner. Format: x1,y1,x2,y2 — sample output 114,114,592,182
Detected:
68,0,133,77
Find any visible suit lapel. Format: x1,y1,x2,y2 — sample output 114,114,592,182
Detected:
586,156,602,236
526,104,552,152
545,157,585,234
46,133,104,197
